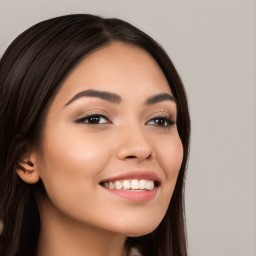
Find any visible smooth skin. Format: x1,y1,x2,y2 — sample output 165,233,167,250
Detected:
17,42,183,256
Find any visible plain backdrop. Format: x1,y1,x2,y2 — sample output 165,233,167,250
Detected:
0,1,255,255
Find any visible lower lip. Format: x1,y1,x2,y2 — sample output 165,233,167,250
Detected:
102,186,159,202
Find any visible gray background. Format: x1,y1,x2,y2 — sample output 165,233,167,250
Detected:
0,1,255,255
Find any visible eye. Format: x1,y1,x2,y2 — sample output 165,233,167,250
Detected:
75,114,110,124
146,116,175,128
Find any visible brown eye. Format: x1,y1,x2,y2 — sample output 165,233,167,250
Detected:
75,114,110,124
146,116,175,128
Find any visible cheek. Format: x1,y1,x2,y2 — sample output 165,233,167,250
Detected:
157,135,183,180
155,134,183,203
36,128,111,211
40,126,111,175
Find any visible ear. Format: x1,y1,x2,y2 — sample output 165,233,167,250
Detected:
16,152,40,184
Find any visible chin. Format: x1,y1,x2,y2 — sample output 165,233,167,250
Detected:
125,227,156,237
119,219,161,237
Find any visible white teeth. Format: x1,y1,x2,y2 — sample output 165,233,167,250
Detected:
123,180,131,190
102,179,155,191
139,180,146,190
145,180,154,190
109,182,114,189
115,181,122,190
131,179,139,189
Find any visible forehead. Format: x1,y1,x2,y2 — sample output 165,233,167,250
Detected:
55,42,172,104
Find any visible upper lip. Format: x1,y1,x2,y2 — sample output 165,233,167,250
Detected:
99,170,162,185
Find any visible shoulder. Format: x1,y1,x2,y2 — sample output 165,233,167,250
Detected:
129,248,142,256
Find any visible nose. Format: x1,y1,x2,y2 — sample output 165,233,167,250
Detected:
116,124,153,161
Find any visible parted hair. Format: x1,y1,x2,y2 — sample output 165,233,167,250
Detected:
0,14,190,256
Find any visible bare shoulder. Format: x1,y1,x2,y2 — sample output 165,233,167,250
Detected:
129,248,142,256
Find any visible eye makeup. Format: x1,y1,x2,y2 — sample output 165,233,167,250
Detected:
75,114,111,125
146,115,175,127
70,99,177,131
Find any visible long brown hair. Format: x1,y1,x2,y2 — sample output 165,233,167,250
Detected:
0,14,190,256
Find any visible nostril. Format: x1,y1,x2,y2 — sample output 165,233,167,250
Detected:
116,142,153,161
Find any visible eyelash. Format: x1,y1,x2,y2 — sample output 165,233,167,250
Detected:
75,114,176,128
75,114,111,125
146,116,176,128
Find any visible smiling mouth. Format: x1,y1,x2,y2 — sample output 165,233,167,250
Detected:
99,179,160,191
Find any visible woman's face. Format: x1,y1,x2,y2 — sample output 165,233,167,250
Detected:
34,42,183,236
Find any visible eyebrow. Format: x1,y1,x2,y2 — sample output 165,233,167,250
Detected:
65,89,121,105
145,93,176,105
65,89,176,106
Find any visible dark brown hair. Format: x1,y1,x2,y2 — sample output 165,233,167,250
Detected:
0,14,190,256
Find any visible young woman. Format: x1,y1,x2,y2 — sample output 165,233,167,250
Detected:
0,14,190,256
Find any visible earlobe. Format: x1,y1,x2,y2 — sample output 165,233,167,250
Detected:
16,154,40,184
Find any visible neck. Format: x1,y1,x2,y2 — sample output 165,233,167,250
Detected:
36,196,127,256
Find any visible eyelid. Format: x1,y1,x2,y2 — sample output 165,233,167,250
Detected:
74,108,112,124
74,106,110,118
146,109,176,121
